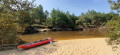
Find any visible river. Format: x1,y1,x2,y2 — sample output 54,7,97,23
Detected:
19,30,106,42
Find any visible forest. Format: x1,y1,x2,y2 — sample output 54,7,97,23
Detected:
0,0,120,47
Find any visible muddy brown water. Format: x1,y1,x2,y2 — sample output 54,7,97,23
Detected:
19,30,106,42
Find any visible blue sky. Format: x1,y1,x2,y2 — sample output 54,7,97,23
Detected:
31,0,111,16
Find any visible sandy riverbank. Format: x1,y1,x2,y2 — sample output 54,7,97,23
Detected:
0,38,120,55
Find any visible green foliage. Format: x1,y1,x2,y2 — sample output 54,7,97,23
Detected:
17,0,35,32
76,10,115,28
0,0,36,44
47,9,78,28
0,0,17,44
46,17,53,26
106,15,120,46
31,5,47,25
108,0,120,13
106,0,120,48
0,13,19,44
44,10,49,18
0,0,117,45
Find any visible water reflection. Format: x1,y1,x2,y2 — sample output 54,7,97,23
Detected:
20,31,106,42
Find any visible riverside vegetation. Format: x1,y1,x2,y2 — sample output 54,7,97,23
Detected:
0,0,119,49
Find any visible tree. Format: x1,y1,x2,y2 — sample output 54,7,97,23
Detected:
47,8,78,30
108,0,120,14
70,13,78,27
106,0,120,48
15,0,35,33
0,0,35,44
31,5,45,25
45,10,49,18
76,10,114,28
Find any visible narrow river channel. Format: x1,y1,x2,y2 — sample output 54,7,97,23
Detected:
19,30,106,42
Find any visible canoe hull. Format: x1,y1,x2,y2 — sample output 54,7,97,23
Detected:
17,38,54,49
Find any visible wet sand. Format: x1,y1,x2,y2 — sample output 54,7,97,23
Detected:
0,38,120,55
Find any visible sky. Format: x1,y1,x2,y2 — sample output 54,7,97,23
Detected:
31,0,111,16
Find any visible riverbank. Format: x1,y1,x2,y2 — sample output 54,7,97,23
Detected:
48,38,120,55
0,38,120,55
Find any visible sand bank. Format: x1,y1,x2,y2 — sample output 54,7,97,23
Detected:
0,38,120,55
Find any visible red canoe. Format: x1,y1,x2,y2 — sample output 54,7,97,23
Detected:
17,38,55,49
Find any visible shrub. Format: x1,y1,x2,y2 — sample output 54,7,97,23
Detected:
0,14,19,44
